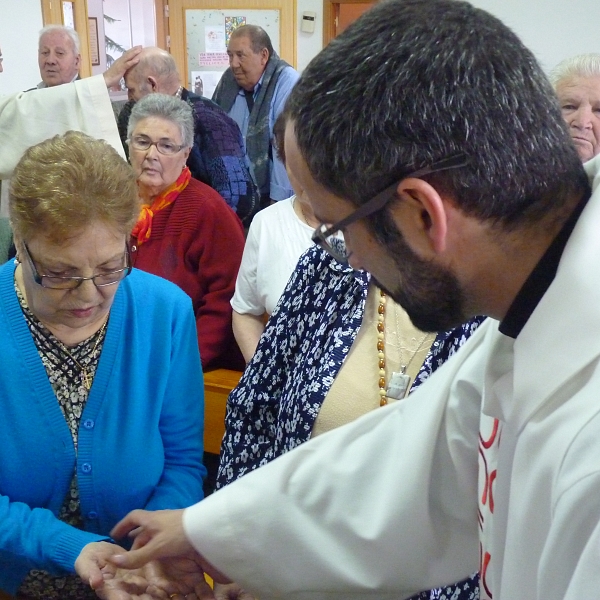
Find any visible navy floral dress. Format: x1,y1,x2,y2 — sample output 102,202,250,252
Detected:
218,245,482,600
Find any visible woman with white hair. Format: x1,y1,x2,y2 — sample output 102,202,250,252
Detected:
550,53,600,162
127,93,245,370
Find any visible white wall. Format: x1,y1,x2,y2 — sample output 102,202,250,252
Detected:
0,0,154,93
0,0,44,96
2,0,599,95
130,0,157,48
296,0,323,73
294,0,600,76
469,0,600,73
88,0,107,75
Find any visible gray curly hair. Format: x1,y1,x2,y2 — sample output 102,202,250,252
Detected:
127,93,194,149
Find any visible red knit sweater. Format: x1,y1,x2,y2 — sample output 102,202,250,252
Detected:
132,178,245,370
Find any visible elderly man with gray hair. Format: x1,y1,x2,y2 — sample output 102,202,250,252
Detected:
213,25,299,210
550,53,600,162
36,24,81,88
2,26,83,219
0,44,140,218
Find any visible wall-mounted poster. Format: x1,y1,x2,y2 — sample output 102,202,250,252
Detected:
205,26,226,53
191,70,223,99
198,52,229,67
224,16,246,44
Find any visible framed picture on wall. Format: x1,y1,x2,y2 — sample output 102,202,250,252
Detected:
88,17,100,66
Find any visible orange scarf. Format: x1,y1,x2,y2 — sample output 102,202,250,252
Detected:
132,166,192,245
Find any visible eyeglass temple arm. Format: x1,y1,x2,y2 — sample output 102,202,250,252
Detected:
319,153,468,238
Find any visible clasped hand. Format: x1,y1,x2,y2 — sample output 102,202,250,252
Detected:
74,508,220,599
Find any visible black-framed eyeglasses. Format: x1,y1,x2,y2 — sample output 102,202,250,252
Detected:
311,153,468,263
127,135,186,156
22,242,132,290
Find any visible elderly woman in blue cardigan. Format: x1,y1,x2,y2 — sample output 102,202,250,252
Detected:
0,131,206,599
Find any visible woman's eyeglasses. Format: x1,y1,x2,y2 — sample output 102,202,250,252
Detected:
128,135,186,156
22,243,132,290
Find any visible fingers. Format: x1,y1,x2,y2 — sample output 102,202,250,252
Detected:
212,582,254,600
110,509,194,572
103,46,142,88
143,561,180,597
167,594,210,600
190,576,216,600
131,529,154,550
111,509,149,540
75,541,120,590
120,46,143,70
168,594,214,600
87,566,105,590
111,545,159,570
196,560,232,586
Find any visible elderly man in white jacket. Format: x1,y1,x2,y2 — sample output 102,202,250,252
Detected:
0,47,141,220
0,46,141,179
105,2,600,600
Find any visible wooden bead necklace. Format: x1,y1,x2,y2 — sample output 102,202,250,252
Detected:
377,290,388,406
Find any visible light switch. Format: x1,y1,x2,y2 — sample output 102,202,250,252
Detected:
301,11,317,33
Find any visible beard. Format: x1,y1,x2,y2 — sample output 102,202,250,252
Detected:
371,220,467,333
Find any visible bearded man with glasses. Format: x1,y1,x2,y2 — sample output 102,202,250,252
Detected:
91,1,600,599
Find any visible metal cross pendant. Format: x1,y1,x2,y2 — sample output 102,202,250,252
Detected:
81,370,93,390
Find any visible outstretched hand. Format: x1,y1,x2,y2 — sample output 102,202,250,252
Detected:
74,541,156,599
109,509,231,585
75,541,119,589
103,46,142,88
96,558,216,600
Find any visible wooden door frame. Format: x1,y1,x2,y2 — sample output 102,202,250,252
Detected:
323,0,374,47
168,0,296,92
154,0,169,50
40,0,92,78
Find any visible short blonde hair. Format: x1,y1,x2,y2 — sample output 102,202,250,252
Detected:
10,131,139,244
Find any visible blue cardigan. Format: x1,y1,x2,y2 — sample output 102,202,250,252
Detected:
0,261,206,593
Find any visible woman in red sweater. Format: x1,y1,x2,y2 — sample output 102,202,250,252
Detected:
127,93,245,370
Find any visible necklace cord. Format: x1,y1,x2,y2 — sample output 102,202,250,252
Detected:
54,318,108,390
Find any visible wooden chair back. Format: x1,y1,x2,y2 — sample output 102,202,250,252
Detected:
203,368,242,455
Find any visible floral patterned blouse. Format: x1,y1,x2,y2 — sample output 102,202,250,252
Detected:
15,282,106,600
217,245,483,600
